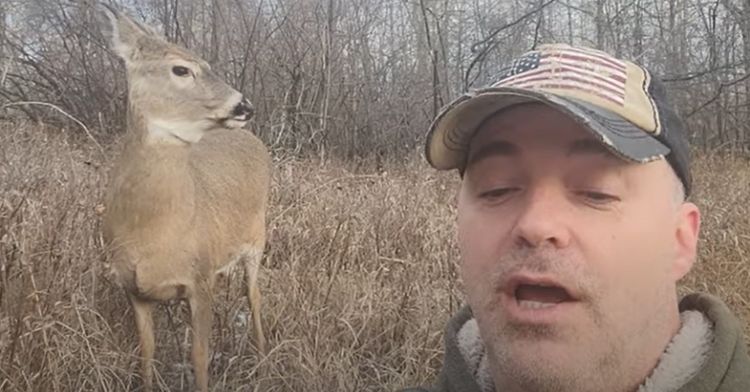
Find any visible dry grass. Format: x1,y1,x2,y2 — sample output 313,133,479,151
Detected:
0,121,748,391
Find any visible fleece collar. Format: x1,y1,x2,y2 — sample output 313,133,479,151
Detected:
456,310,713,392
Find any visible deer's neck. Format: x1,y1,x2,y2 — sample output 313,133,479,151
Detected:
118,105,194,195
109,109,196,231
125,103,201,147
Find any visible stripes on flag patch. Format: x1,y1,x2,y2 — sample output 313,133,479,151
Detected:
492,46,628,106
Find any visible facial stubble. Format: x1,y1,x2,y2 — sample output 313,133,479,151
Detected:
472,249,627,392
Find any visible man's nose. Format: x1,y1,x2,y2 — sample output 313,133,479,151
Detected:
232,98,254,119
512,185,571,249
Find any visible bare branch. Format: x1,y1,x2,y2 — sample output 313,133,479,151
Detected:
463,0,557,90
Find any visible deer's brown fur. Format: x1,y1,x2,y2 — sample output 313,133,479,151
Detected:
99,5,269,391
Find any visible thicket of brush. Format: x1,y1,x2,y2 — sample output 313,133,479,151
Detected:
0,120,748,391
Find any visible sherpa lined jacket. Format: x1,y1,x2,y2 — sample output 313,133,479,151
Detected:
401,293,750,392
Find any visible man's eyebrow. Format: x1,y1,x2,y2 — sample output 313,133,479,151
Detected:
466,140,518,166
567,139,614,157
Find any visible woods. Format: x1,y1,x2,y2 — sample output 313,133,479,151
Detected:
0,0,749,159
1,2,750,390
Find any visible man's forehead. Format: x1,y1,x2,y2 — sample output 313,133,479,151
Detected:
465,106,619,167
471,104,581,140
466,136,617,168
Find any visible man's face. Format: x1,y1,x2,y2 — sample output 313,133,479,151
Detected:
457,103,700,391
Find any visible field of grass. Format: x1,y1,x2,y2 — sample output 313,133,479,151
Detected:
0,121,748,391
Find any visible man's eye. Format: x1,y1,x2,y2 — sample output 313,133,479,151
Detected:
580,191,619,204
172,66,191,77
479,188,516,200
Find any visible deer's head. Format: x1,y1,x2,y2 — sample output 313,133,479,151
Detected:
99,5,253,143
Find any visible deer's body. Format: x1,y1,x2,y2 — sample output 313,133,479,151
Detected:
98,5,269,391
105,128,269,301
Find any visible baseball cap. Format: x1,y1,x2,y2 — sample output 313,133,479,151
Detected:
424,43,692,196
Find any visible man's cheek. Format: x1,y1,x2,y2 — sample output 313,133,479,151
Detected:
461,257,487,299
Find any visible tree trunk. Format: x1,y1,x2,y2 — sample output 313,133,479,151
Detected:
633,0,643,57
210,0,222,64
595,0,605,49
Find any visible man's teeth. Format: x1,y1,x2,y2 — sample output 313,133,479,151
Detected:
517,299,555,309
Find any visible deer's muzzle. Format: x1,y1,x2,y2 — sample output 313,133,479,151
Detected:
232,99,255,121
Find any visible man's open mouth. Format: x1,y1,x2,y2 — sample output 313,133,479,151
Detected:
515,283,574,309
504,275,578,311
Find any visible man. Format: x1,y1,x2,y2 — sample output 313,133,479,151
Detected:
406,44,750,392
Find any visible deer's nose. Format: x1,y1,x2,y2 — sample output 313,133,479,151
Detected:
232,98,254,120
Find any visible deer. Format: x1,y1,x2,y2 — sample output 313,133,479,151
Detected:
97,5,270,391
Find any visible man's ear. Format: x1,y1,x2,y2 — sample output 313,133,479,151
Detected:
97,4,159,63
671,202,701,281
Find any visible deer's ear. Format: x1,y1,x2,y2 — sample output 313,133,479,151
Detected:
97,4,158,62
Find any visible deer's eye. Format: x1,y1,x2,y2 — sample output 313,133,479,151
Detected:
172,66,190,77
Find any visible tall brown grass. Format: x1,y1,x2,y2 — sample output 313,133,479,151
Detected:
0,121,748,391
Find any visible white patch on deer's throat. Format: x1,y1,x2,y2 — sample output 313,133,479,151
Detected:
147,118,209,144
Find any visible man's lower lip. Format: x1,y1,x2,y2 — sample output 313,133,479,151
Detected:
501,294,580,323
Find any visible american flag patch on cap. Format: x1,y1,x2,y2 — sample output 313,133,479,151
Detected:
492,46,628,106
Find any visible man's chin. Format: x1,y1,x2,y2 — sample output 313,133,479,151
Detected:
490,341,589,392
497,326,576,359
